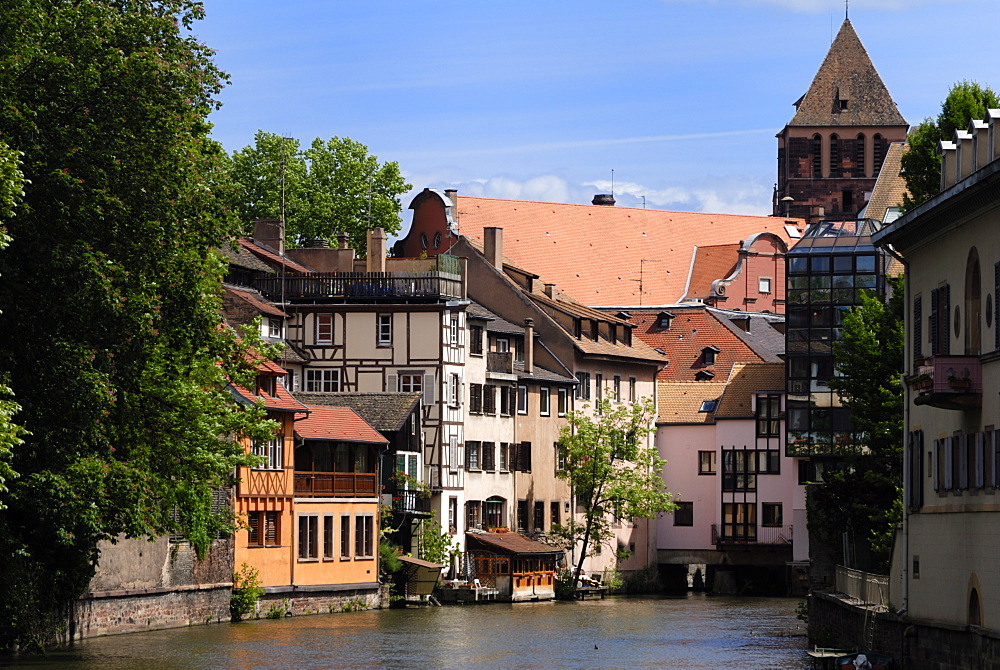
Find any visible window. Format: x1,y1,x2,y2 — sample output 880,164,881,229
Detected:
469,383,483,413
612,376,621,402
762,503,783,527
698,451,716,475
629,377,636,402
756,394,782,437
485,498,504,529
465,441,480,470
595,373,603,403
377,314,392,346
268,318,282,338
575,372,590,400
469,325,484,355
555,442,567,473
448,497,458,533
247,511,279,546
516,500,528,532
499,443,509,471
500,385,514,416
340,514,351,559
466,501,482,530
495,337,509,352
482,442,495,471
517,385,528,414
550,501,560,527
483,384,497,414
539,386,550,416
355,514,374,558
315,314,334,344
930,285,951,355
658,311,675,329
722,503,757,541
305,368,340,393
323,515,335,560
702,346,720,366
449,373,460,408
673,502,694,526
758,277,772,294
298,514,319,560
557,387,568,416
798,459,818,485
399,373,421,393
533,501,545,533
252,434,283,470
449,314,459,345
514,441,532,472
699,399,718,413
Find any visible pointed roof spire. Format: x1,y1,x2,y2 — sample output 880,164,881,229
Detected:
788,19,906,127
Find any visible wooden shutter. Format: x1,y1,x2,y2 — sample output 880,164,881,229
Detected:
912,296,922,365
930,288,940,355
932,439,940,492
959,434,969,490
975,432,985,489
248,512,261,545
387,373,398,393
422,373,435,405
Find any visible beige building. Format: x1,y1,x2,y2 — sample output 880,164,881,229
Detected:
874,109,1000,633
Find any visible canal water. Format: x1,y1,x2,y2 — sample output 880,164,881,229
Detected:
5,594,812,669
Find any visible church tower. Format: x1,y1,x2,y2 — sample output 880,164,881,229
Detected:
773,19,908,224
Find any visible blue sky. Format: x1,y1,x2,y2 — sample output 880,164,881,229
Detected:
196,0,998,224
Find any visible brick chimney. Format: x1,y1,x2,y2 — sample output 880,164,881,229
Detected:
484,227,503,269
543,283,556,298
367,228,387,273
253,219,285,255
523,318,534,374
592,194,616,206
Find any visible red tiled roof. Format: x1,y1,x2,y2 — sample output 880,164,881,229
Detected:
451,196,799,306
224,286,287,318
296,405,387,444
465,531,562,555
230,378,308,413
628,306,768,381
656,381,725,424
237,237,313,275
682,244,740,300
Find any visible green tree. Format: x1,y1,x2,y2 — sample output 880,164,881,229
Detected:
228,131,411,253
812,275,905,573
901,81,1000,211
555,398,675,583
0,0,275,649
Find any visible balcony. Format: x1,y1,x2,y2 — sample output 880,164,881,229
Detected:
711,524,793,547
248,271,462,303
907,355,982,410
487,351,514,374
391,490,432,516
294,471,377,497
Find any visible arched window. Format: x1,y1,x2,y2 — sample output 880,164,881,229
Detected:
969,588,981,626
812,134,823,178
829,134,841,177
855,133,866,177
966,247,982,354
873,134,886,177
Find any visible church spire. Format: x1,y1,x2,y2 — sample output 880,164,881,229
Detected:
787,19,906,128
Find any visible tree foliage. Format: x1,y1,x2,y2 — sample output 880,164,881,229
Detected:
228,131,411,253
554,398,675,582
0,0,275,649
813,275,905,573
901,81,1000,212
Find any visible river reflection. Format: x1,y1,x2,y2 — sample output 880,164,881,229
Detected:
5,594,811,669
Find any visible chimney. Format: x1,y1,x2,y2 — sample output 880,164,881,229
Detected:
443,189,458,206
543,283,556,298
523,318,534,374
592,194,616,206
253,219,285,255
484,227,503,269
338,231,350,249
366,227,387,273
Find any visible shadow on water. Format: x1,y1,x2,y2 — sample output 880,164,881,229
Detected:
2,594,811,669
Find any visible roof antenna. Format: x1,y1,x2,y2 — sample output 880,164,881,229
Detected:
611,168,615,199
845,0,849,20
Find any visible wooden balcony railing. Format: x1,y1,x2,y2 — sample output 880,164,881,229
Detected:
247,271,462,302
294,471,377,497
487,351,514,374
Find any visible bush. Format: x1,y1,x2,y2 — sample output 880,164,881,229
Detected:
231,563,264,622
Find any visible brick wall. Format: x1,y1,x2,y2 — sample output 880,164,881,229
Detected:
72,586,231,640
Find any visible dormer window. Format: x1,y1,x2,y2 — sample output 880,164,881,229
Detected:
268,318,283,339
658,311,675,330
695,370,716,382
702,345,721,366
256,375,277,397
699,399,718,413
839,99,848,111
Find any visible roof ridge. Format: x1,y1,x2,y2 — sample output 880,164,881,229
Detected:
457,194,792,220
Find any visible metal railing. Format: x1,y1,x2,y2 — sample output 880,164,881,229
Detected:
711,524,793,546
835,565,888,607
391,489,432,514
248,271,462,302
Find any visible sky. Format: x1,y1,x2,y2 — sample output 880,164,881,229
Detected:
195,0,1000,231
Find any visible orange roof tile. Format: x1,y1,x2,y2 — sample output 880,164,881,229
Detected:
714,363,785,419
682,244,740,300
864,142,909,222
656,381,725,424
296,405,387,444
230,378,308,413
452,196,799,306
628,306,770,381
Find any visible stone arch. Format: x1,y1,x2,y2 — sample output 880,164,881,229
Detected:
812,134,823,178
968,572,984,627
966,247,982,354
829,134,841,178
873,134,886,177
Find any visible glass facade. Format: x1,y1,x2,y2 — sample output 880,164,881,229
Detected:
785,219,888,457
